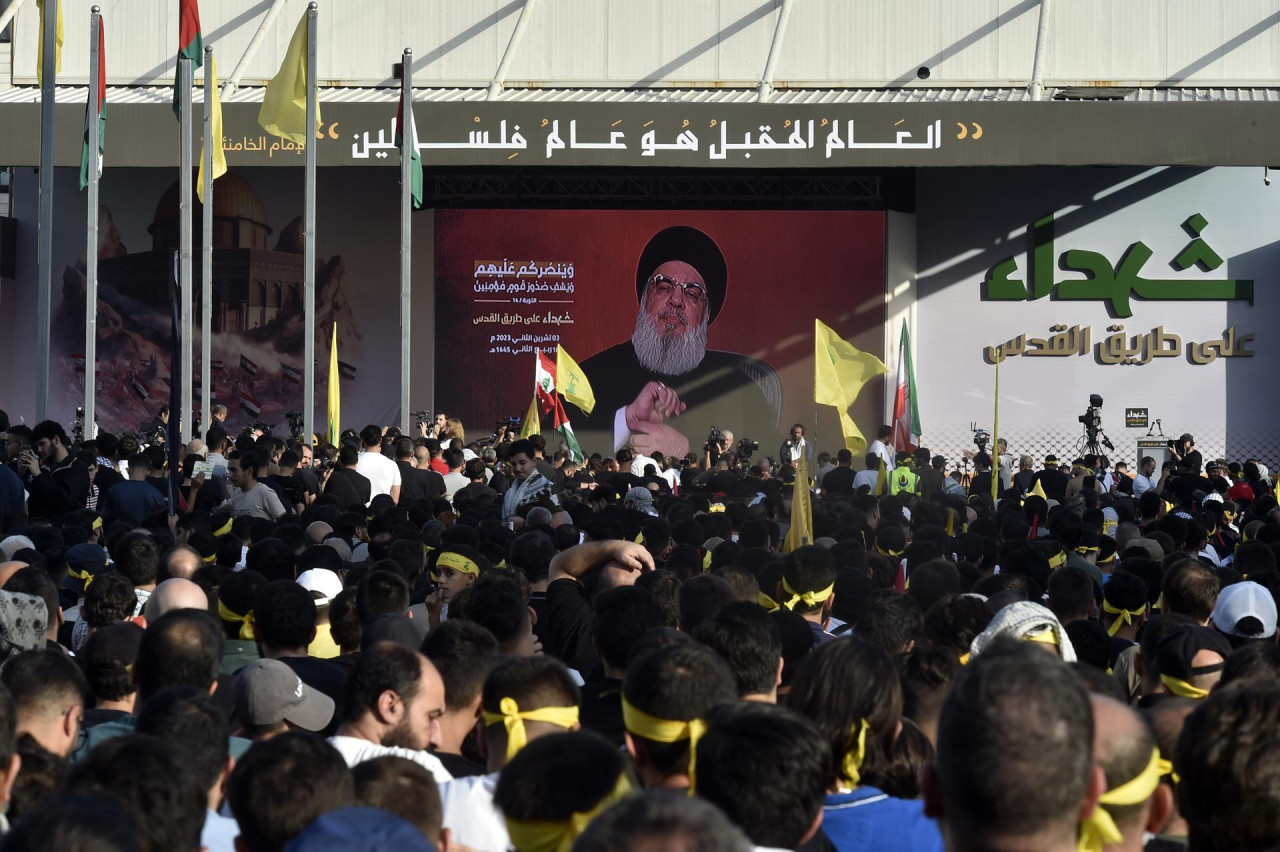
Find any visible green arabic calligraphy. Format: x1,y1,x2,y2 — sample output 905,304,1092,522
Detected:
982,212,1253,318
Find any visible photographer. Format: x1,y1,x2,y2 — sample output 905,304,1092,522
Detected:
20,420,90,520
1168,433,1202,474
704,428,734,469
778,424,814,471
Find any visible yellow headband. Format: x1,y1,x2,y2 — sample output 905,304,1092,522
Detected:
437,551,480,577
707,504,725,513
1048,551,1068,570
1078,750,1164,852
781,578,834,611
622,696,706,792
483,697,579,763
1024,628,1058,647
1102,601,1145,637
504,772,631,852
91,516,103,531
702,550,712,573
958,652,971,665
1075,546,1100,555
1160,674,1209,700
213,517,233,537
67,565,96,591
877,547,904,559
841,719,870,787
201,553,216,564
758,590,780,613
217,599,256,640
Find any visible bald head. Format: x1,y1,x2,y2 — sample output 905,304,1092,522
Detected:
0,562,28,589
306,522,333,546
145,578,210,621
164,545,202,581
1091,694,1167,849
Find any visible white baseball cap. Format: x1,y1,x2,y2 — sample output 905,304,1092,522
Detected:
296,568,344,606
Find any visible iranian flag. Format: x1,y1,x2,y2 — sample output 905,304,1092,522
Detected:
395,85,423,209
535,350,583,463
891,319,922,453
79,17,105,192
172,0,203,119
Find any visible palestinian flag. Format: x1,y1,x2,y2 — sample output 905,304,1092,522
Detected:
79,16,106,192
338,360,357,380
239,354,258,376
534,350,583,463
131,377,151,401
281,363,302,384
172,0,203,119
240,390,261,417
891,320,922,454
395,84,423,209
211,359,224,371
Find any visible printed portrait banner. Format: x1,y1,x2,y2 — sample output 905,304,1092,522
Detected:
434,209,887,462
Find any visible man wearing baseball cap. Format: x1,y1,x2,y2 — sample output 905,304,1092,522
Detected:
298,568,345,659
1210,580,1278,649
233,658,336,741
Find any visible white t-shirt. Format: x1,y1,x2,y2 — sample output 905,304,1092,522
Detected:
356,451,402,503
1133,474,1158,497
630,454,657,477
852,469,879,491
443,471,469,500
327,735,453,784
868,439,894,469
439,773,509,852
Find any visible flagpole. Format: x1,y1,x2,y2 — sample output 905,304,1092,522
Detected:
302,1,318,446
991,347,1001,502
178,55,193,445
36,0,58,422
399,47,413,434
84,5,101,437
201,45,214,437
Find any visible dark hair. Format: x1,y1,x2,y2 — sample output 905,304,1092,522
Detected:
67,734,206,852
481,656,580,750
493,731,624,822
134,687,229,793
906,559,960,614
357,570,410,625
9,736,71,823
921,594,992,658
935,639,1093,843
859,589,923,655
780,546,837,615
1065,619,1111,671
0,650,87,722
351,755,444,840
328,588,361,651
30,420,69,447
342,642,424,724
1177,681,1280,851
456,571,529,651
676,574,735,633
1222,641,1280,687
787,636,902,788
135,609,223,703
876,717,934,800
1102,571,1149,620
1162,561,1220,624
622,642,737,778
898,645,960,732
252,580,318,651
3,792,141,852
83,572,136,628
226,732,356,852
572,789,752,852
1046,566,1095,624
692,601,782,698
115,536,160,589
421,618,502,713
695,702,830,849
507,439,535,460
359,425,382,449
635,570,681,629
593,586,665,673
509,532,555,585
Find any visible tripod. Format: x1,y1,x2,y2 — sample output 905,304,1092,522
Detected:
1077,426,1114,458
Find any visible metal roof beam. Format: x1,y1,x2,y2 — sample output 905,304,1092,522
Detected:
757,0,796,103
487,0,539,100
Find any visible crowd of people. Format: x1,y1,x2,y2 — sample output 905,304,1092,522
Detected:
0,403,1277,852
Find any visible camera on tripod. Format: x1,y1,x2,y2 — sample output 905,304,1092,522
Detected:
1077,393,1114,452
735,437,759,462
284,410,304,440
971,426,990,455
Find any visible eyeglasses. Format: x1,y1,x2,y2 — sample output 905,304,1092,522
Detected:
647,274,707,304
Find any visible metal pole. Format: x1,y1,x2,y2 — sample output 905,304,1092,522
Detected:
0,0,29,49
179,56,193,445
222,0,288,98
85,6,101,438
36,0,57,422
399,47,412,434
202,45,214,437
486,0,539,100
1027,0,1053,101
756,0,796,103
303,2,317,446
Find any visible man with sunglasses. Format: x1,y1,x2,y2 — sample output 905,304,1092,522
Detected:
579,225,781,461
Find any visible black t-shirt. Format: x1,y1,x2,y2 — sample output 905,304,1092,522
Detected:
269,473,307,509
325,467,372,510
397,460,435,504
435,751,486,779
545,579,597,675
821,466,855,495
579,671,625,748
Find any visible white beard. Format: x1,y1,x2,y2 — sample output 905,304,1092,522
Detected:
631,307,708,376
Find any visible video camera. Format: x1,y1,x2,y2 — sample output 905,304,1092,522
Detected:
411,409,431,433
735,437,759,461
971,426,990,455
285,410,304,440
705,426,726,453
1078,393,1104,431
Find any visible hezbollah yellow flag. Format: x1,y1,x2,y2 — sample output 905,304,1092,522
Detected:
258,11,320,146
555,345,595,415
784,448,813,552
197,54,227,204
519,395,540,439
814,319,888,455
874,455,888,496
327,322,340,445
1030,478,1047,500
35,0,63,87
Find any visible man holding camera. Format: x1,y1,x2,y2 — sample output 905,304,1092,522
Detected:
778,423,814,471
1168,433,1202,474
19,420,89,520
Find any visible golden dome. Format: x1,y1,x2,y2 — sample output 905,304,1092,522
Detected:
150,171,272,235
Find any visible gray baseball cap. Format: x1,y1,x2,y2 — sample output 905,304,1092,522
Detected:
234,659,335,731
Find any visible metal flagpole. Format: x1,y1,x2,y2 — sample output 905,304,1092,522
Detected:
991,347,1002,502
202,45,214,437
178,56,193,445
399,47,412,434
303,2,318,446
85,6,101,438
36,0,58,422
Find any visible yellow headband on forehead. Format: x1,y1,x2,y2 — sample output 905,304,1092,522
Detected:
217,599,255,641
437,551,480,577
213,517,233,537
781,578,834,611
504,772,631,852
482,697,579,763
622,696,707,792
1078,750,1163,852
1048,551,1068,570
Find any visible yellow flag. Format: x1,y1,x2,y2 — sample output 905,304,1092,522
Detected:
813,319,887,455
519,395,540,439
197,54,227,204
555,345,595,415
874,455,887,496
35,0,63,87
784,447,813,553
1030,478,1047,500
327,322,340,445
258,12,320,146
